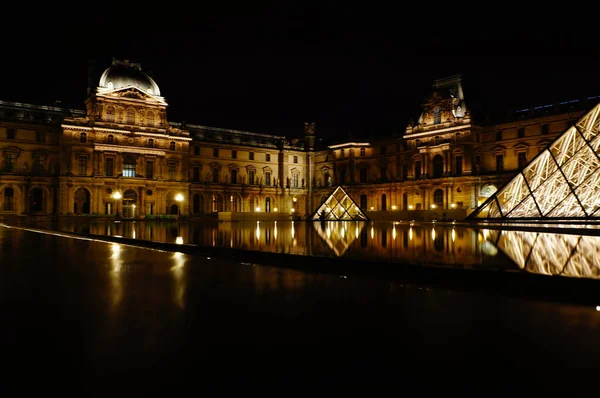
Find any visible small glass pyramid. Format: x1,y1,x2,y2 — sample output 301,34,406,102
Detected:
469,103,600,220
311,186,369,221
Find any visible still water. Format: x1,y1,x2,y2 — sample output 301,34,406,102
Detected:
29,218,600,279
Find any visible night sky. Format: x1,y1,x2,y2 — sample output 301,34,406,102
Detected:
3,6,600,142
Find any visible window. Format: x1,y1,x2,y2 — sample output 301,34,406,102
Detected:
433,189,444,207
475,155,481,171
432,155,443,178
496,154,504,172
542,124,549,135
265,171,271,186
107,134,114,144
232,150,237,159
123,156,136,177
433,107,441,124
36,131,45,143
5,153,16,171
106,106,115,122
359,168,367,183
127,108,135,124
147,139,154,148
360,148,365,156
496,131,502,141
293,174,298,188
435,136,440,145
33,155,43,174
265,153,270,162
193,146,200,156
146,160,154,179
402,163,408,180
146,111,154,127
249,152,254,160
80,132,87,143
455,156,463,175
293,155,298,164
212,168,219,183
518,127,525,138
518,152,527,169
168,163,176,180
78,156,87,175
213,148,219,157
193,166,200,182
380,146,386,155
380,165,387,181
231,169,238,184
340,149,345,158
169,141,176,151
7,128,15,139
105,158,114,177
248,169,255,185
4,187,14,211
415,161,421,178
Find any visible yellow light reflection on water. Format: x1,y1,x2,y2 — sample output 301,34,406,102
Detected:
431,227,436,240
256,221,261,240
326,226,331,239
392,224,397,240
274,221,278,240
291,222,295,239
409,227,413,241
452,227,456,243
371,226,374,239
355,222,359,239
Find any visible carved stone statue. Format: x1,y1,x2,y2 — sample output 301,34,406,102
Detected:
304,122,316,135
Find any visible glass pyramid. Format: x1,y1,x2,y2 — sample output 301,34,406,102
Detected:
469,103,600,220
311,186,369,221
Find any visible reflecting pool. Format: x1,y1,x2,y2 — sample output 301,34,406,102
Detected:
19,218,600,280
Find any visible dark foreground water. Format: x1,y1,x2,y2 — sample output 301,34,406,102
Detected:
2,221,600,395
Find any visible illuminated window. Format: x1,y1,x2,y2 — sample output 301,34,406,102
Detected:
147,139,154,148
107,134,114,144
169,141,176,151
293,174,298,188
80,132,87,143
78,156,87,175
293,155,298,164
123,156,136,177
265,171,271,186
265,153,270,162
248,169,255,185
249,152,254,160
433,189,443,207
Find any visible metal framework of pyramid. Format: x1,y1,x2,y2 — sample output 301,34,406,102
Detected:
311,186,369,221
469,102,600,220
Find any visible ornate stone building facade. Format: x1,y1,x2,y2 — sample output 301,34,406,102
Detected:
0,60,594,221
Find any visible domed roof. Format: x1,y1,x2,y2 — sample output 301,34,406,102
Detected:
98,59,160,96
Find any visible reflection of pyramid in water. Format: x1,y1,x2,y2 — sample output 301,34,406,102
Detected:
312,221,366,256
311,186,369,221
469,103,600,219
486,229,600,279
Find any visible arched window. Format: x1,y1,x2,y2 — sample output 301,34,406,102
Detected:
127,108,135,125
433,154,444,178
147,138,154,148
146,111,155,127
107,134,114,144
433,107,441,124
80,132,87,143
106,106,115,122
433,189,444,208
324,172,331,186
170,141,176,151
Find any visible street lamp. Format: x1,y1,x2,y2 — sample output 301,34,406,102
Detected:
112,191,122,218
175,193,184,219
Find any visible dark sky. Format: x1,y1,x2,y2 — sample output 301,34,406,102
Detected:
3,5,600,141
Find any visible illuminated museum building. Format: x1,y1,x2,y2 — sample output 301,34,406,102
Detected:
0,59,594,221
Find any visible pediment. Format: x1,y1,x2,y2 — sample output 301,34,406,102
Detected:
99,86,164,103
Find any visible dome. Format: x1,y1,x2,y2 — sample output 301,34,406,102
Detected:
98,59,160,96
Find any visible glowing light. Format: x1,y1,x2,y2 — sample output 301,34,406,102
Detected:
431,227,436,240
176,236,183,245
391,205,397,210
408,205,414,210
596,306,600,311
291,208,295,213
326,227,331,239
450,203,457,209
112,192,122,200
431,204,437,209
292,197,297,203
392,224,397,240
255,206,261,212
409,227,413,240
451,228,456,242
355,223,359,238
255,222,260,240
175,193,184,202
274,221,278,239
291,222,295,239
370,226,374,239
483,229,489,239
274,207,278,212
370,206,374,211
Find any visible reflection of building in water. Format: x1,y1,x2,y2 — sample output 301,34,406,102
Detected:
487,229,600,279
312,221,365,256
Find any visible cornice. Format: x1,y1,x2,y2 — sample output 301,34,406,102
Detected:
94,144,166,156
62,124,192,141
